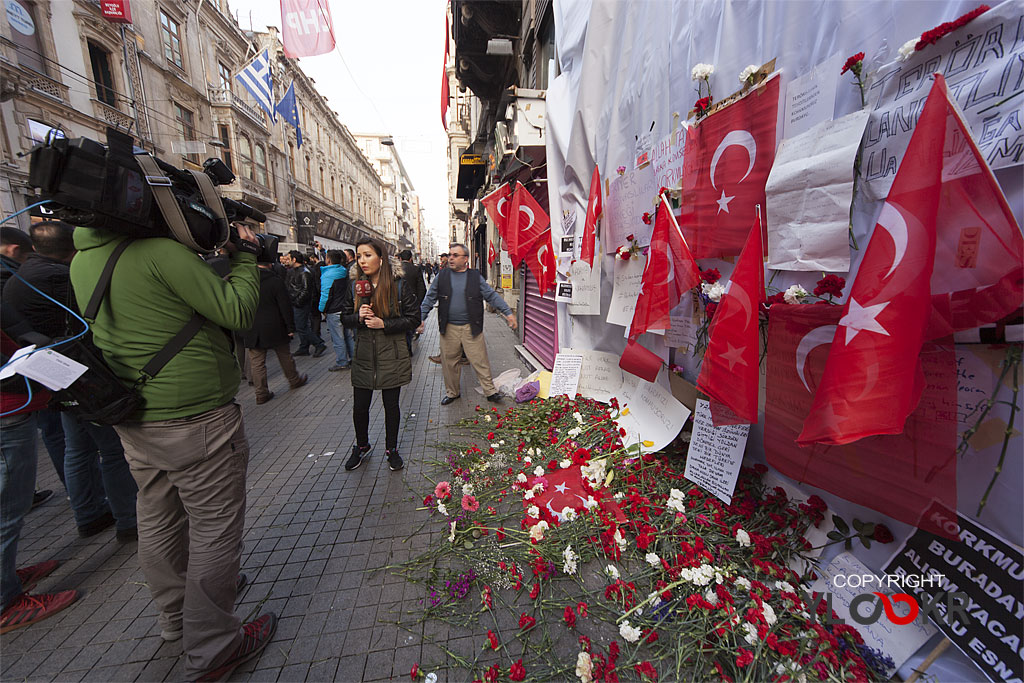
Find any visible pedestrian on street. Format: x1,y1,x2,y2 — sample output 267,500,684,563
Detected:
283,250,326,358
417,243,516,405
341,238,420,473
243,263,309,404
397,249,427,353
339,248,359,360
319,250,351,371
70,222,276,681
2,221,138,541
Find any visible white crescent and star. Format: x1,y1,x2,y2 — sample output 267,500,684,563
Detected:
520,205,536,231
722,280,753,324
537,243,550,277
497,196,509,218
710,130,757,190
876,202,908,279
719,342,747,370
795,325,837,393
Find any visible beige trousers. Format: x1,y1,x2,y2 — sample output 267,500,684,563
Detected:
114,402,247,678
248,344,302,401
439,323,496,398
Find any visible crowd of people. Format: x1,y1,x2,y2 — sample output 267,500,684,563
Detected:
0,224,515,680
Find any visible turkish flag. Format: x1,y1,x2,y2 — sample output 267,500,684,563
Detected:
581,166,602,267
507,182,550,265
680,74,779,258
441,14,450,130
618,339,663,382
799,75,1023,446
481,183,512,246
527,466,626,524
487,240,497,266
765,304,957,538
280,0,336,59
524,230,556,296
627,200,701,341
696,217,764,425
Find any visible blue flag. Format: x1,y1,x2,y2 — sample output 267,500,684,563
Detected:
235,50,275,123
276,81,302,148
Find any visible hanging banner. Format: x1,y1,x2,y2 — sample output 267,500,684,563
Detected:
280,0,336,59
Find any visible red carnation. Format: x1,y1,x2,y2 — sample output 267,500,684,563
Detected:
518,613,536,630
626,233,635,242
813,273,846,299
872,524,895,544
487,630,499,650
841,52,864,75
917,5,990,50
641,212,652,225
704,302,718,318
529,583,540,600
700,268,721,284
577,601,589,617
411,663,420,680
736,647,755,667
634,661,658,681
619,250,631,261
694,96,711,115
564,605,577,627
509,659,526,682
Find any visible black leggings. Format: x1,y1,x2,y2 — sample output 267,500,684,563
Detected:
353,386,401,451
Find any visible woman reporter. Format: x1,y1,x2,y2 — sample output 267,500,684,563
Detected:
340,238,420,472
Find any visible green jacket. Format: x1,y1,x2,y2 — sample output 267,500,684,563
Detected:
340,278,420,390
69,228,259,421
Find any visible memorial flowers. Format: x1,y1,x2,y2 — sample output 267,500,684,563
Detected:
691,62,715,119
841,51,867,107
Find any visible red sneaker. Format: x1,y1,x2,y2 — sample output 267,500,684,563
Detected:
16,560,59,592
0,590,80,634
195,612,277,682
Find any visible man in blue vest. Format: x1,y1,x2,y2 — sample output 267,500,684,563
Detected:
418,244,516,405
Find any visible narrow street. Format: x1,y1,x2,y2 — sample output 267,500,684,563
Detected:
2,310,525,682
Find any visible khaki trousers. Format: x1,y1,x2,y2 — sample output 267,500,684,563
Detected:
439,323,496,398
248,344,302,401
114,402,248,678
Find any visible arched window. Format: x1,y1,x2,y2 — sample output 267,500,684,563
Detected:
305,156,311,186
319,166,325,195
330,175,336,201
237,134,252,181
288,142,296,177
254,144,268,186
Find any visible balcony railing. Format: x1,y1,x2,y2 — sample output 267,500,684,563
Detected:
93,100,133,130
208,87,267,130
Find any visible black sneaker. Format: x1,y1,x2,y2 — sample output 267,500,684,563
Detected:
31,490,53,510
78,511,115,538
312,345,327,358
486,392,503,403
345,444,371,471
386,449,404,471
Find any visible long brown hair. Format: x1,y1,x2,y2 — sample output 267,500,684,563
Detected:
356,238,399,317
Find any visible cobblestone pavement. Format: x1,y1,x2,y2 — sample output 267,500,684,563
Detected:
2,311,527,682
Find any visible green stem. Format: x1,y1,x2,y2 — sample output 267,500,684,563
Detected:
977,347,1021,516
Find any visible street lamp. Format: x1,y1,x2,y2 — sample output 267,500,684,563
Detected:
381,137,395,146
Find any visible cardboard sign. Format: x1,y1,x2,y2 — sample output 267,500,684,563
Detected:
684,399,749,504
883,503,1024,683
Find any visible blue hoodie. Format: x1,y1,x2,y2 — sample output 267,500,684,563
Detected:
319,263,348,311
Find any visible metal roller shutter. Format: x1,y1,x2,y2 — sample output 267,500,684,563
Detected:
522,263,557,369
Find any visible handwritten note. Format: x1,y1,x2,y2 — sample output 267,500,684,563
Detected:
684,399,750,504
783,52,841,138
568,257,601,315
549,353,584,397
665,295,700,351
617,370,691,453
766,109,870,272
810,553,935,677
564,347,625,403
650,128,686,190
606,256,646,327
605,164,657,250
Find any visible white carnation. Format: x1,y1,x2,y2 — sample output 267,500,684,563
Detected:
702,281,726,302
561,506,578,521
742,622,758,645
484,414,492,422
437,501,448,516
783,284,808,304
516,473,528,484
739,64,759,84
573,412,584,424
448,521,457,542
898,37,919,61
735,576,752,590
524,456,532,465
575,651,593,683
461,483,475,496
763,603,778,625
524,490,535,500
527,505,540,518
736,528,752,546
529,520,549,542
583,496,599,511
619,620,642,643
559,459,572,469
691,63,715,81
645,552,661,567
533,466,545,477
562,544,579,575
605,564,620,580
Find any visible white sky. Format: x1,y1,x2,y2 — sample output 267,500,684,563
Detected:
228,0,450,255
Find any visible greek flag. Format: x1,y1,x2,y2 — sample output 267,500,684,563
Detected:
275,81,302,148
235,50,276,122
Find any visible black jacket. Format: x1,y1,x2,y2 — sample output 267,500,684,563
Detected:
399,261,427,307
241,269,294,349
341,278,420,390
1,253,74,339
285,265,315,307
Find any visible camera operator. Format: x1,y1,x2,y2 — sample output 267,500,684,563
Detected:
69,221,276,681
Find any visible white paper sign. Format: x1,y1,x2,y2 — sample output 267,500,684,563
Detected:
665,295,700,350
784,52,841,138
1,346,88,391
549,353,584,397
605,164,658,251
863,1,1024,199
810,553,936,677
634,130,654,168
564,347,625,403
569,257,601,315
650,128,686,189
684,399,750,504
616,370,691,453
554,280,574,303
766,109,870,272
606,256,646,327
561,210,577,235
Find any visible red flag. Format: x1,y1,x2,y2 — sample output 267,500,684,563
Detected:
696,216,764,425
680,74,779,258
799,75,1023,446
441,13,450,130
487,240,497,266
507,182,550,265
481,184,512,245
765,304,956,537
524,230,556,296
280,0,336,59
581,166,602,267
527,466,626,525
618,340,663,382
